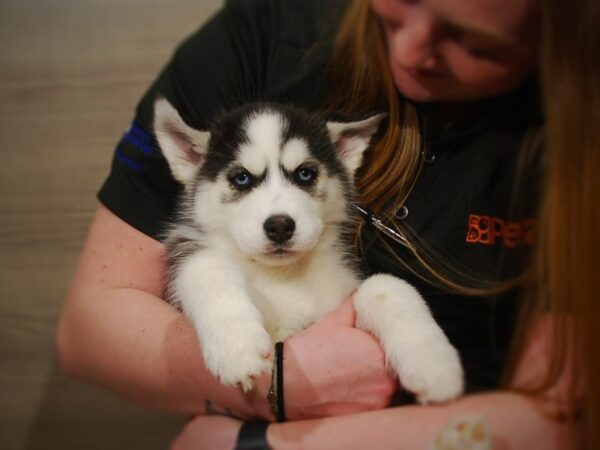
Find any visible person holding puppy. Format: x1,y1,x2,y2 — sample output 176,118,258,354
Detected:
57,0,598,448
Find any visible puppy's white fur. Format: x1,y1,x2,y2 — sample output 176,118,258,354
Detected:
154,99,464,401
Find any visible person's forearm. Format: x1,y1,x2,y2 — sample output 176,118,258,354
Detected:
267,392,570,450
56,287,272,419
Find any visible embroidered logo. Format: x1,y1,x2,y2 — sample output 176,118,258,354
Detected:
466,214,535,248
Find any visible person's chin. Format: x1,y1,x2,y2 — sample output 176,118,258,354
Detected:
392,66,443,103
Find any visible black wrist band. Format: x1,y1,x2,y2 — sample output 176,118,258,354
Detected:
275,341,286,422
235,421,271,450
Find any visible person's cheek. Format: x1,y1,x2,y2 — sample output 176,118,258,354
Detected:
441,46,519,94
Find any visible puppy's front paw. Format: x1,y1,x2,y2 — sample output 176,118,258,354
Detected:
389,331,464,404
354,274,464,404
201,323,272,392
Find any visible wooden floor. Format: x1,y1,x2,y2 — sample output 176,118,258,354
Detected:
0,1,221,448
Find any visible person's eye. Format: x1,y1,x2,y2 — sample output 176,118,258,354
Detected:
230,170,254,190
447,28,508,59
462,43,506,59
294,167,318,185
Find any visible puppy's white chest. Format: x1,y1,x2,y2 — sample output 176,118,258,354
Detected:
245,261,358,341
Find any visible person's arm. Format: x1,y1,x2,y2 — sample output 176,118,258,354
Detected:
56,204,261,416
171,386,567,450
56,204,397,419
170,314,581,449
265,393,568,450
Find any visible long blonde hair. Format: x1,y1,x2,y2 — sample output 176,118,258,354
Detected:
535,0,599,446
506,0,600,447
325,0,422,218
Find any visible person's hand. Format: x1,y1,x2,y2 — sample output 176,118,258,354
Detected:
280,298,398,420
170,415,243,450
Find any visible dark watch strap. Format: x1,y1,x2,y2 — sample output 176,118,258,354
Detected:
235,421,271,450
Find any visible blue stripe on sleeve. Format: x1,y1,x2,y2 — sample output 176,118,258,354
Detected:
116,149,147,172
122,122,157,155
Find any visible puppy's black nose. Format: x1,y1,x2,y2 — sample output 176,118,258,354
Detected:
264,215,295,244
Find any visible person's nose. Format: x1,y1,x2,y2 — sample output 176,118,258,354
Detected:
388,9,438,70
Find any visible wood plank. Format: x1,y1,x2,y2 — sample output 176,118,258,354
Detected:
0,1,221,449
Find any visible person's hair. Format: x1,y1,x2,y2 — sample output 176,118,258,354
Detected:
327,0,599,447
325,0,422,218
505,0,600,447
520,0,599,446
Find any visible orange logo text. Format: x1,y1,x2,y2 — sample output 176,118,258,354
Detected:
466,214,535,248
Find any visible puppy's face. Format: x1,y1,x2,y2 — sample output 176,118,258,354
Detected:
154,100,385,266
199,111,348,265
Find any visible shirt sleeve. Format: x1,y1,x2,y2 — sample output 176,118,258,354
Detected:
97,0,272,240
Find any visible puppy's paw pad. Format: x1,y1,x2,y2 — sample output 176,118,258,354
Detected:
431,415,492,450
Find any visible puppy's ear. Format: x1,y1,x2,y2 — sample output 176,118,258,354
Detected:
153,97,210,186
327,112,387,176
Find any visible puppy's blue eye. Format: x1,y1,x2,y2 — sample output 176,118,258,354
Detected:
295,167,317,185
231,171,253,190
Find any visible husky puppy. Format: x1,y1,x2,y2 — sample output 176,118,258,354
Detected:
153,99,463,403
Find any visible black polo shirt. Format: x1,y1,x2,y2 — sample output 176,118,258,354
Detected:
98,0,542,392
